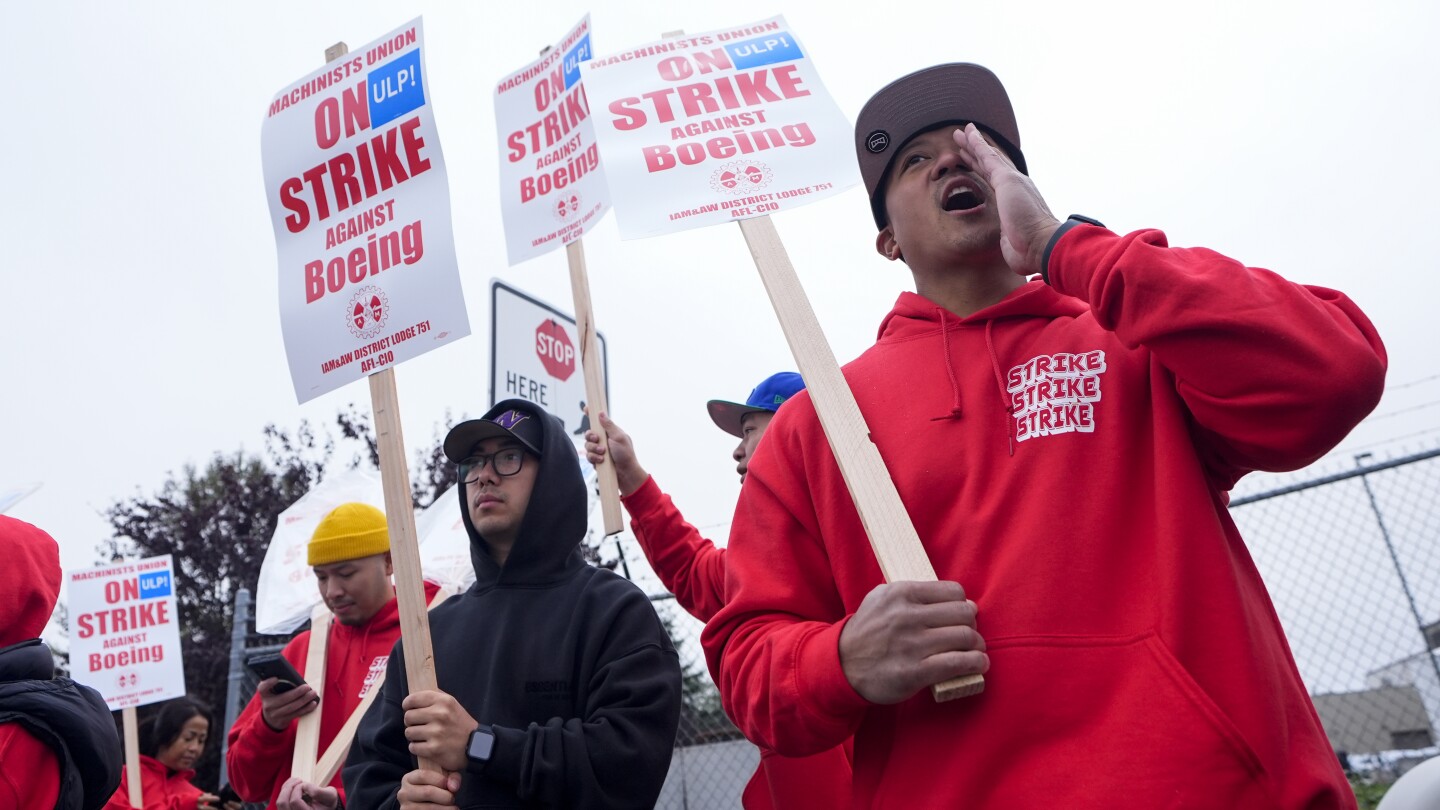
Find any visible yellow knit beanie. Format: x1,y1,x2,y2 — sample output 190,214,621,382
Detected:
308,502,390,565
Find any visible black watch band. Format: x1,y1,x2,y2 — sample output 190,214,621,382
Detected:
1040,214,1105,285
467,725,497,769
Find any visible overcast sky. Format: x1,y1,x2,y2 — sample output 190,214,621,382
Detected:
4,0,1438,650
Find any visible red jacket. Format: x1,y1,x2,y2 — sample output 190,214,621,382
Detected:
623,478,852,809
0,723,59,809
103,755,203,810
225,581,439,807
703,226,1386,808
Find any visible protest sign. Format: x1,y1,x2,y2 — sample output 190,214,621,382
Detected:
586,23,981,700
489,280,607,437
263,18,469,404
0,481,41,514
68,555,185,710
581,16,857,238
494,15,610,264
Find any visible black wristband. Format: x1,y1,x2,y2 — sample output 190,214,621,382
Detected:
1040,214,1105,285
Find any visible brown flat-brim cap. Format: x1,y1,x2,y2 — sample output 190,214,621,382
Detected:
855,63,1026,229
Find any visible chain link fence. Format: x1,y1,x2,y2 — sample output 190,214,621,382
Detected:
1230,444,1440,802
221,442,1440,807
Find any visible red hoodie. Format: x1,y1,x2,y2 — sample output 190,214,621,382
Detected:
703,226,1386,808
623,477,853,809
103,754,204,810
226,580,439,807
0,516,63,809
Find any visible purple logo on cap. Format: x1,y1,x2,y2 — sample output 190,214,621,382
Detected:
866,130,890,153
489,410,530,430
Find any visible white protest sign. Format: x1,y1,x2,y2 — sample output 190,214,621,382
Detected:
415,484,475,592
68,556,185,711
580,16,858,239
263,18,470,404
0,482,41,514
489,279,607,438
494,15,610,264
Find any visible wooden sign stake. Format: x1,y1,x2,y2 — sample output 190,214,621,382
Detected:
565,239,623,535
368,367,441,765
320,39,440,769
290,604,331,782
123,705,142,805
651,28,981,702
313,587,454,787
737,217,984,702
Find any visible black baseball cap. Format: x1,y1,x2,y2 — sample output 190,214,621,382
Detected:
854,63,1026,229
443,400,544,462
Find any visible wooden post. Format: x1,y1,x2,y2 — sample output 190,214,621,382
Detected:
291,604,331,782
368,368,440,767
320,39,439,769
314,587,454,787
123,706,142,806
652,28,981,702
565,240,623,535
737,217,984,702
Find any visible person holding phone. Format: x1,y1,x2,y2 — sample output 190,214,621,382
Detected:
105,696,241,810
226,502,440,809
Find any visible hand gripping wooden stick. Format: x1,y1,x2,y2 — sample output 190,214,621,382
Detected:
565,240,624,535
737,216,984,702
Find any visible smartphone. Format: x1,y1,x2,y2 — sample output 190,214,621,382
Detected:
216,783,242,805
245,652,307,694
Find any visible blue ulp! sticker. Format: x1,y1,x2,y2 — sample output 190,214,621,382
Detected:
139,571,172,599
368,49,425,128
563,34,592,90
724,33,802,71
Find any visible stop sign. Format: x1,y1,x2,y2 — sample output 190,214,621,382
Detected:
535,320,576,381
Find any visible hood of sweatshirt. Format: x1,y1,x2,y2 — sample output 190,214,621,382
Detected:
457,399,587,588
875,284,1088,438
0,516,61,647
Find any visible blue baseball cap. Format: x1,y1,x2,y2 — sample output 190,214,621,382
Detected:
707,372,806,438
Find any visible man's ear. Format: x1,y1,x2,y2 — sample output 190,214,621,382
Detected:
875,227,902,262
384,552,393,577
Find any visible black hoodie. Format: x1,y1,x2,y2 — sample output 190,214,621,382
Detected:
0,639,123,810
344,401,681,809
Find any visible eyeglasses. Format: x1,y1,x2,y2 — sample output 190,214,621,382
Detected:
460,449,527,483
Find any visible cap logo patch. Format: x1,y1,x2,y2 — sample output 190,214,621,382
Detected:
773,395,785,404
488,410,530,430
866,130,890,153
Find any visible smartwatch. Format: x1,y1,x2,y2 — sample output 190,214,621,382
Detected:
1040,214,1105,285
467,725,497,768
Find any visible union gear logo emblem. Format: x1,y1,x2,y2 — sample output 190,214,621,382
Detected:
710,161,773,195
346,285,390,340
552,193,582,223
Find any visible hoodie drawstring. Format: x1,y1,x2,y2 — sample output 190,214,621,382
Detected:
931,308,965,421
928,308,1017,456
985,319,1015,457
